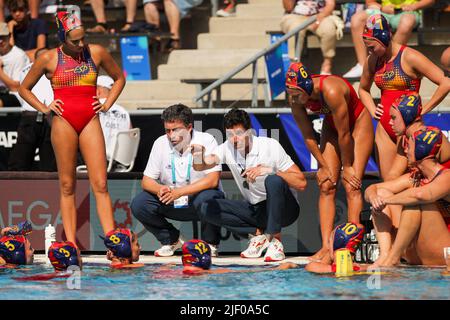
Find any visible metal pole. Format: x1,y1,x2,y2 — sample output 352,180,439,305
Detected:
211,0,219,17
194,15,317,103
251,62,258,107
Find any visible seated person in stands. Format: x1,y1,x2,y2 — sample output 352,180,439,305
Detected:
143,0,202,51
0,21,30,107
131,104,225,257
97,75,132,169
192,108,307,262
0,0,40,22
6,0,47,61
86,0,137,33
343,0,435,78
103,228,142,268
365,127,450,267
305,222,366,273
0,234,34,266
280,0,338,74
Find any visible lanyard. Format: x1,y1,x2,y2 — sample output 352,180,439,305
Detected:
171,153,192,186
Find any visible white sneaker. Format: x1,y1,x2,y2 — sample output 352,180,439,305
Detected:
240,234,270,258
209,244,219,257
216,4,236,17
264,238,285,262
343,63,363,78
154,237,184,257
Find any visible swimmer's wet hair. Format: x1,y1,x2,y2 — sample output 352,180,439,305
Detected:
223,108,252,131
162,104,193,127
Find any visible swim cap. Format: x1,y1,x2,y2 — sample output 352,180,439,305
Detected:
0,235,27,265
182,239,212,270
55,11,82,42
48,241,80,271
103,228,132,259
362,14,391,47
392,93,422,128
285,62,314,96
6,221,32,236
412,127,443,161
332,223,364,254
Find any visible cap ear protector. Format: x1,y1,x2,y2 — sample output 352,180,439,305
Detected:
48,241,80,271
411,127,443,162
0,235,27,265
102,228,133,259
332,223,364,254
285,62,314,96
182,239,212,270
362,14,392,47
392,93,422,128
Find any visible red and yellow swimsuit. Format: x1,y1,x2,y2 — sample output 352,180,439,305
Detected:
51,46,98,134
305,75,365,131
374,45,421,142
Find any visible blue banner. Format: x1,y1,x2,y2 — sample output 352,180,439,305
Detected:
280,114,378,172
120,36,151,80
264,34,290,100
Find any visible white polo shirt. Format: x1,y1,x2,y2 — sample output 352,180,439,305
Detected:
212,136,296,204
98,98,131,159
18,63,54,112
144,130,222,187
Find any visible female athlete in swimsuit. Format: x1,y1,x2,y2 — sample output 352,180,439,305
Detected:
359,14,449,182
286,62,374,262
365,127,450,267
18,11,126,256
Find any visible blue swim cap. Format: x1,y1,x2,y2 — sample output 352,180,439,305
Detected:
333,223,364,254
285,62,314,96
182,239,212,270
392,93,422,127
363,14,392,47
6,221,33,236
0,235,27,265
48,241,80,271
103,228,132,259
412,127,443,161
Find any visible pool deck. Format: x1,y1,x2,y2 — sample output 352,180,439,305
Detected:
33,254,311,266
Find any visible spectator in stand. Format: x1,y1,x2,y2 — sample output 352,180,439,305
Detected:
343,0,435,78
97,75,132,168
0,0,40,22
216,0,236,17
8,48,56,171
86,0,138,33
6,0,47,62
0,21,30,107
280,0,339,75
143,0,202,51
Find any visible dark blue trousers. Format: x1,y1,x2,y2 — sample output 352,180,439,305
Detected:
131,189,225,245
199,175,300,237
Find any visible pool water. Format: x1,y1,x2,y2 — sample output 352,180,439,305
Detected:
0,263,448,300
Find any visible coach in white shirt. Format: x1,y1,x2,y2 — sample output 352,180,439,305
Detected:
192,108,307,262
131,104,225,257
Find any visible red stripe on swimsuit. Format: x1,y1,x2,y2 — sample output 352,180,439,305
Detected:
374,46,421,142
51,46,98,134
304,75,365,131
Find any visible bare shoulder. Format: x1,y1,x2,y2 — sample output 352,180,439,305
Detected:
322,76,347,102
88,44,108,56
38,48,58,64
